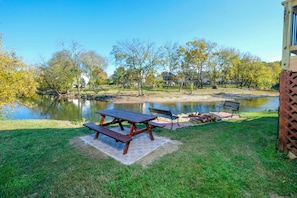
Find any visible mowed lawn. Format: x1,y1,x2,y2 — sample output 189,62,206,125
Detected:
0,112,296,197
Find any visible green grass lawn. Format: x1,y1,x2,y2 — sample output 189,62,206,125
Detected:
0,112,296,197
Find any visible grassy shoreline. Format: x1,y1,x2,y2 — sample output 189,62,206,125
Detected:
1,112,296,197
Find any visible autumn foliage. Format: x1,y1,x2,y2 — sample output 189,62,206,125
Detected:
0,39,37,109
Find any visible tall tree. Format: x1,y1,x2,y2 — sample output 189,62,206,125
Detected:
205,43,221,87
237,53,259,88
38,42,108,95
80,50,108,92
233,54,276,89
111,66,126,88
61,41,83,95
267,61,282,85
176,63,188,92
111,39,162,96
218,48,241,87
0,38,37,108
161,42,180,87
179,39,212,88
39,50,75,95
145,69,158,88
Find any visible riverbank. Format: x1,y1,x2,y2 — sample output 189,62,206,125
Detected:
38,88,279,103
110,91,279,104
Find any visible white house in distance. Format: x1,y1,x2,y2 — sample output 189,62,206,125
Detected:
73,74,90,88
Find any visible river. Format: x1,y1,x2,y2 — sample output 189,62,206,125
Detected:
1,95,279,122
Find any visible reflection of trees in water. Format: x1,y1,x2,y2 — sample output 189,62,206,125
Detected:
238,98,273,112
239,98,269,108
15,95,279,121
146,102,219,114
113,103,146,113
86,100,109,122
28,96,84,120
161,102,218,114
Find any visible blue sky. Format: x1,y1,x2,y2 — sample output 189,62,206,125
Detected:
0,0,283,75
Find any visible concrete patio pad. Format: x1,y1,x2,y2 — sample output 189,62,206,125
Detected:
80,126,177,165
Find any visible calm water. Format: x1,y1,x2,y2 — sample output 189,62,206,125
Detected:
2,95,279,122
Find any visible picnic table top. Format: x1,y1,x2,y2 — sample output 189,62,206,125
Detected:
96,109,157,124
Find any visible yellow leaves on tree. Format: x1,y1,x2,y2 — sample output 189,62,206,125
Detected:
0,43,37,108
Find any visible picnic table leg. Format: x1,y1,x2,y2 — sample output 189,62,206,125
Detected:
94,115,106,140
128,123,154,141
129,124,136,136
123,141,131,155
147,124,155,141
94,132,100,140
118,120,124,130
99,115,106,125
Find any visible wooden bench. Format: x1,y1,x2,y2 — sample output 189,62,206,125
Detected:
148,107,179,129
218,100,240,117
83,122,132,155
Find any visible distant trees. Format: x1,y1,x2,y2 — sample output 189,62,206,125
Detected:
110,38,281,92
231,53,280,89
80,50,108,93
0,37,37,108
111,66,126,88
161,42,180,87
217,48,241,87
63,42,84,95
37,42,108,96
175,40,280,90
31,38,283,98
111,39,162,96
38,50,74,95
0,30,281,109
2,36,280,102
179,39,212,89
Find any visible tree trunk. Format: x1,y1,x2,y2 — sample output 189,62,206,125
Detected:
137,80,144,96
76,76,81,96
140,80,144,96
199,71,203,89
179,80,184,92
54,89,61,96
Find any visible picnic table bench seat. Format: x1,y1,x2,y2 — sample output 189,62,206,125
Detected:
83,122,132,154
83,121,165,155
218,100,240,117
148,107,180,129
148,121,166,128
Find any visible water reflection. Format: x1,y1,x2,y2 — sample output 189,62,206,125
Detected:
1,95,279,122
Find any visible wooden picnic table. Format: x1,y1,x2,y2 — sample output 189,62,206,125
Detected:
83,109,164,154
96,109,158,140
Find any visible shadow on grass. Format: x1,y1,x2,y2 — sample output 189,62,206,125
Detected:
0,126,109,197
